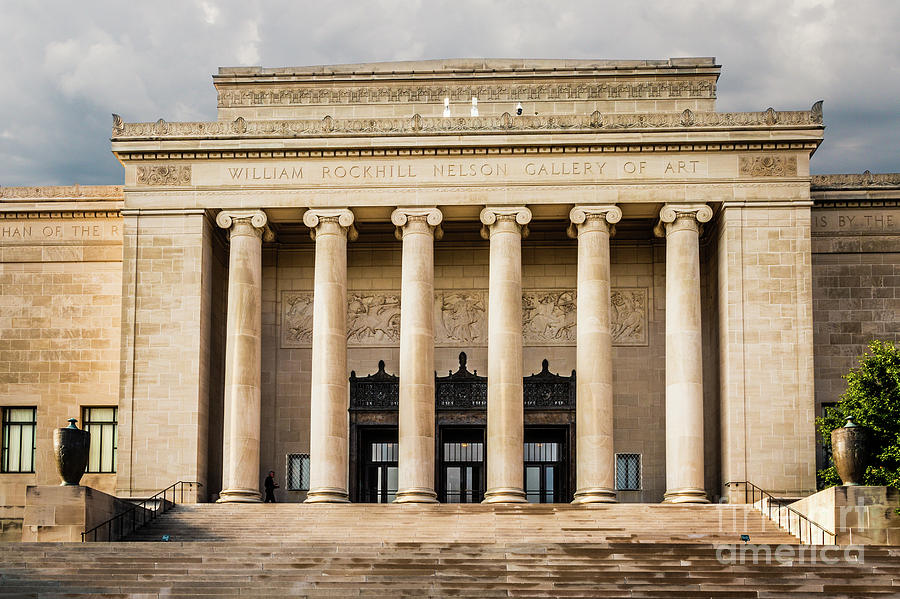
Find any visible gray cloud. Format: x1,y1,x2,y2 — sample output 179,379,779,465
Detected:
1,0,897,185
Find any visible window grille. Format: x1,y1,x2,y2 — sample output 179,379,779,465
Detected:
370,442,398,463
443,442,484,463
1,407,37,473
615,453,642,491
82,407,117,473
286,453,310,491
524,442,559,462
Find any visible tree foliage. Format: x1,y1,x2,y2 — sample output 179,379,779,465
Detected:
816,341,900,489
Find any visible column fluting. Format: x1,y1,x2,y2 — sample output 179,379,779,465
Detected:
392,207,443,503
480,206,531,504
303,208,356,503
655,203,713,504
569,205,622,504
216,210,273,503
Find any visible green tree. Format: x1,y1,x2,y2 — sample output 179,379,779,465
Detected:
817,340,900,489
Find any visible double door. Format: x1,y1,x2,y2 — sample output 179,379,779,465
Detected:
358,425,568,503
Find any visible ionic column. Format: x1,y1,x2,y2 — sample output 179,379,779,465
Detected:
303,208,356,503
392,207,443,503
216,210,273,503
569,205,622,504
480,206,532,504
655,204,713,504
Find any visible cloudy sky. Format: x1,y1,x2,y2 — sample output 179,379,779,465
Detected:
0,0,897,186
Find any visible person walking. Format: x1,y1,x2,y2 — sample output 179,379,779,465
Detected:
264,470,279,503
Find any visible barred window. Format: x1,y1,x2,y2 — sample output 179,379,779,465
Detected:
2,407,37,473
82,407,117,473
286,453,310,491
615,453,642,491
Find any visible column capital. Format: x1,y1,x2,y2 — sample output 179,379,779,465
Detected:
653,203,713,237
391,207,443,240
302,208,357,241
567,205,622,238
215,209,275,241
479,206,531,239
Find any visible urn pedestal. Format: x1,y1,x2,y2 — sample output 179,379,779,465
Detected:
831,418,872,486
53,418,90,486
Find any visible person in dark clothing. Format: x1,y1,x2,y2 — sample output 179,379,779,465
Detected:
264,470,279,503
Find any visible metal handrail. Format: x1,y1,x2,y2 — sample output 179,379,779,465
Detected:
81,481,201,542
726,481,836,545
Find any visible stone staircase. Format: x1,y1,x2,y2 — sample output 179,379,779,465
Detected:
2,503,898,598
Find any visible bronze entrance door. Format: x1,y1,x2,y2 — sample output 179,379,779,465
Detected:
358,428,398,503
438,427,485,503
524,427,568,503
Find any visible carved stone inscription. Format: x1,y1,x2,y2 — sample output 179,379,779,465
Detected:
812,209,898,234
197,156,711,187
281,288,648,348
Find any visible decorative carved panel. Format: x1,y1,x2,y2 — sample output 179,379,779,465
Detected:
135,165,192,186
347,292,400,344
610,288,649,346
281,287,649,348
522,290,576,345
435,290,487,346
739,155,798,177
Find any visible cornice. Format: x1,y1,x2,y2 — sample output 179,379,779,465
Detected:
114,141,820,163
811,172,900,190
0,210,120,220
0,185,124,201
111,104,823,142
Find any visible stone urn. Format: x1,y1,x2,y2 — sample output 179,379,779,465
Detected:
831,417,872,486
53,418,91,486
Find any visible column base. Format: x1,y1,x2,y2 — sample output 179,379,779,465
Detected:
482,487,527,504
217,488,262,503
572,487,618,504
394,488,438,503
304,487,350,503
663,487,710,504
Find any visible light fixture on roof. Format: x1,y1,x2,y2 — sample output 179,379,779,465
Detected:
470,97,478,117
443,97,450,117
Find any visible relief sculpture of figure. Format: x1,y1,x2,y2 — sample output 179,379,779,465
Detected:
610,289,645,343
439,292,485,343
523,291,576,343
347,293,401,343
284,294,314,343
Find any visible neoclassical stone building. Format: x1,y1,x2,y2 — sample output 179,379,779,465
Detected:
1,59,898,533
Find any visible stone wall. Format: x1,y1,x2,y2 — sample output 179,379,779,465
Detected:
716,204,817,496
811,202,900,409
116,211,223,500
0,186,123,523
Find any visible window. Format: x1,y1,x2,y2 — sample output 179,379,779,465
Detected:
82,407,117,473
2,407,37,473
615,453,642,491
286,453,310,491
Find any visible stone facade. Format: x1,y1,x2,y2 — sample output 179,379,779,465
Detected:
1,59,897,527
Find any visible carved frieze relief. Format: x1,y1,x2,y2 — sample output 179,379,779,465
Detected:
281,287,649,348
739,155,798,178
135,165,192,186
217,81,716,108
